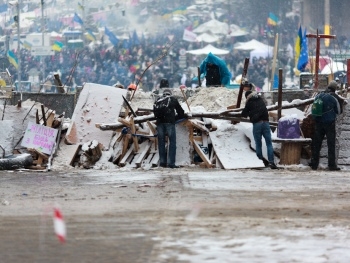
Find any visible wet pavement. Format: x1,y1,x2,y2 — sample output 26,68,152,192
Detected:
1,167,350,262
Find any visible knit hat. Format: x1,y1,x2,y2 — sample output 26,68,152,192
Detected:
328,80,338,92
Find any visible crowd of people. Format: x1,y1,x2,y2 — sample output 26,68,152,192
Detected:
1,1,305,92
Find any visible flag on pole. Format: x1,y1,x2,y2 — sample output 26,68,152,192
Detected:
297,28,309,71
183,29,197,42
7,50,18,69
23,40,32,50
104,26,119,46
78,2,84,11
52,40,64,51
267,12,278,26
73,13,83,25
294,25,303,68
86,29,96,41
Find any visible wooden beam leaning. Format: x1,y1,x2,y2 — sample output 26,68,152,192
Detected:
97,98,315,131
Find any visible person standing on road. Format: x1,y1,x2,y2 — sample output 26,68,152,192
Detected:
309,83,342,171
154,88,185,168
241,90,277,169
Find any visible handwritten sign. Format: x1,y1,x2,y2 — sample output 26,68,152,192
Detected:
21,122,58,155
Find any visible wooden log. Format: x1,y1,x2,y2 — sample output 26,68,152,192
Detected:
41,104,47,126
147,120,158,150
97,98,315,131
130,117,139,152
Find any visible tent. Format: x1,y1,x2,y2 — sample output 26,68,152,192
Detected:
228,24,249,37
186,44,229,55
234,39,273,51
196,33,221,43
193,19,229,35
321,62,347,74
234,39,274,60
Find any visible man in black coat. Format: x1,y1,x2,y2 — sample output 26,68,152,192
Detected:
310,83,342,171
241,90,277,169
154,89,185,168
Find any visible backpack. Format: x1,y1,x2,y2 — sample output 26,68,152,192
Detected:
153,96,171,119
311,95,324,116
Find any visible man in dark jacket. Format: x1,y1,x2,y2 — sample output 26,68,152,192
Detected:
241,91,277,169
154,89,185,168
309,84,341,171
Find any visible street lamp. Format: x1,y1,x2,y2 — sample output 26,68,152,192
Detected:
9,0,22,100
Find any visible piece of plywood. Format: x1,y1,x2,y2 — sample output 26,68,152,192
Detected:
209,123,264,169
65,83,127,149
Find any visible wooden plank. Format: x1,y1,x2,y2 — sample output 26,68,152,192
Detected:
66,83,127,148
118,117,131,127
134,141,152,167
119,145,134,166
151,151,160,167
210,123,264,169
46,110,55,127
143,151,154,165
215,154,224,169
188,119,210,134
112,141,124,164
147,121,158,151
201,133,209,159
130,117,139,152
193,140,213,168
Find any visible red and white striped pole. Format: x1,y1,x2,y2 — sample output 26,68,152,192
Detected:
53,206,66,243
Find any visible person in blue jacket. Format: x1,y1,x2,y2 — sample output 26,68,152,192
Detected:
309,84,341,171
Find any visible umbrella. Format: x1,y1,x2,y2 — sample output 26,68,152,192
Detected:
186,44,229,55
320,62,347,74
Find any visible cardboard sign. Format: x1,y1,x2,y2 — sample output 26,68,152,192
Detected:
21,122,58,154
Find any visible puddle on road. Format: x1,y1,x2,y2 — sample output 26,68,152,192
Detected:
154,225,350,262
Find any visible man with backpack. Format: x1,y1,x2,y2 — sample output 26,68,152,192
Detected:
153,88,185,168
309,83,342,171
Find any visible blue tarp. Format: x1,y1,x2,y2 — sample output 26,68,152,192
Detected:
199,52,232,86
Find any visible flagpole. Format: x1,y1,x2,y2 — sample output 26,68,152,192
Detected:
270,33,279,91
16,0,22,100
41,0,45,87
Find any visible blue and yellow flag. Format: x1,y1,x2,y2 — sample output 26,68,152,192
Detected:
267,12,278,26
7,50,18,69
294,25,303,68
297,28,309,71
22,40,32,50
104,27,119,46
78,2,84,11
86,29,96,41
73,13,83,25
172,6,187,15
52,40,64,52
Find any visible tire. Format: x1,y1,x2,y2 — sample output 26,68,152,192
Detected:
0,153,33,170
